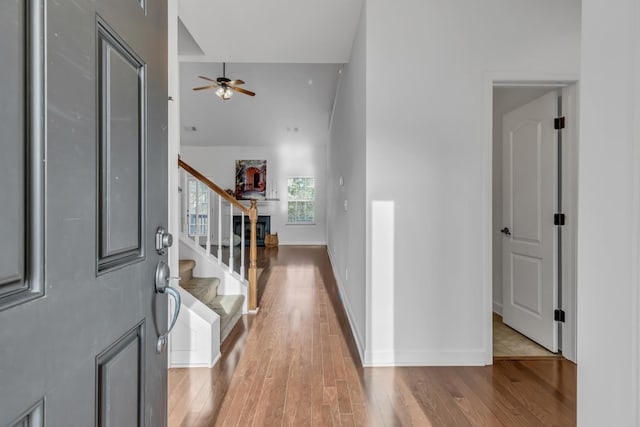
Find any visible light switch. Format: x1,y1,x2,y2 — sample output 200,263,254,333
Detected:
339,176,344,186
344,200,348,211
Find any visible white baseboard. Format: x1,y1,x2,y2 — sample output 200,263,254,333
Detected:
493,301,503,315
278,241,327,246
326,247,365,362
170,352,221,369
324,247,490,368
363,349,487,367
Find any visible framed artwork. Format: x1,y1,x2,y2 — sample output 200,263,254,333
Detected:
235,160,267,200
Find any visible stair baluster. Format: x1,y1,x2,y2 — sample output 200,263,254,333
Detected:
196,177,202,246
240,212,245,280
228,203,234,272
206,188,211,254
217,195,222,263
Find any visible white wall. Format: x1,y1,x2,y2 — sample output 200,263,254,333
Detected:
364,0,581,365
578,0,640,424
327,4,367,358
492,87,554,314
180,145,327,245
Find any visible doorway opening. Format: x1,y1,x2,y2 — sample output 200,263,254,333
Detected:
491,82,578,362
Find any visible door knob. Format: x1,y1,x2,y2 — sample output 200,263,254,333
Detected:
500,227,511,236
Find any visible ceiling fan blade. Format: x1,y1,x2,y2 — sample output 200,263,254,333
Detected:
198,75,217,83
227,79,245,86
192,85,216,91
230,86,255,96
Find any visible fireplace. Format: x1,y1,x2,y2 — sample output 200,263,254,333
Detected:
233,215,271,246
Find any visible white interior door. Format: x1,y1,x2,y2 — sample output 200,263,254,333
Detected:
502,91,558,352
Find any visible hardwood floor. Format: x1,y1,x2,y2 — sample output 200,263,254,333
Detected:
168,246,576,426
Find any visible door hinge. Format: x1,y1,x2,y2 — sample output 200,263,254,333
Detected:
554,116,566,130
554,309,566,323
554,213,566,226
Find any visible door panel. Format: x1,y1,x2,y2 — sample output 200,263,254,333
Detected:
511,122,542,243
511,254,543,316
0,0,25,293
502,91,558,352
96,322,145,427
0,0,45,310
0,0,168,425
98,21,145,269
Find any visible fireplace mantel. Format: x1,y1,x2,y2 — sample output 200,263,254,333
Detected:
224,199,280,216
224,199,280,208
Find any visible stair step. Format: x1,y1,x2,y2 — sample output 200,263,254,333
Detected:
182,277,220,304
178,256,244,344
181,277,244,343
205,294,245,343
179,259,196,282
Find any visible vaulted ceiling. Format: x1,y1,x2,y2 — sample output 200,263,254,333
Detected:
178,0,362,147
180,62,342,146
178,0,364,63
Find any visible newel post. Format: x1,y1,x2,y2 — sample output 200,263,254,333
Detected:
248,200,258,311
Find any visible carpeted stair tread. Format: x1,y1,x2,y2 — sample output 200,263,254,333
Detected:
206,294,245,340
181,277,220,305
179,259,196,282
178,259,244,343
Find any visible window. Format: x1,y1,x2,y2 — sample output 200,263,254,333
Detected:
287,177,315,224
187,178,209,236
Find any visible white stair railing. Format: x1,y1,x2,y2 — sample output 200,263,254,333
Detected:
178,158,259,311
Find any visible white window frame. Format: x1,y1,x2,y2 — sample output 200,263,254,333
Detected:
287,177,316,225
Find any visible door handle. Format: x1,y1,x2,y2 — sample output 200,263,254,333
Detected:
156,286,181,353
500,227,511,236
155,260,181,353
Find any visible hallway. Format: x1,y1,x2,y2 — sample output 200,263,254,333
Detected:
168,246,575,426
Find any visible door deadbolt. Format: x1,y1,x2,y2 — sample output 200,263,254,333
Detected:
155,226,173,255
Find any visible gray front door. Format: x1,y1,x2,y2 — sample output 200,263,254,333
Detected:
0,0,169,425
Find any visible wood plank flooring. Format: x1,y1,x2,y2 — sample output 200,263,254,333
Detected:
169,246,576,426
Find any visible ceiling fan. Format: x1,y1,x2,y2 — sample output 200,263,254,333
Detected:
192,63,255,100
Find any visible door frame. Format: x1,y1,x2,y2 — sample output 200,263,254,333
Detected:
167,0,181,369
483,73,579,364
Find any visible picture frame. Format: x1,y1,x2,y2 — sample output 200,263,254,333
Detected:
235,160,267,200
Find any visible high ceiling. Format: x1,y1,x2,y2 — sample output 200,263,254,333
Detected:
180,62,342,146
177,1,361,147
178,0,364,63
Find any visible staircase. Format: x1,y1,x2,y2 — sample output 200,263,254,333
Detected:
179,260,245,343
178,157,258,310
170,158,259,368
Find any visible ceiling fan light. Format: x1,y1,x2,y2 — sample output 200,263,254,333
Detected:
215,85,234,100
